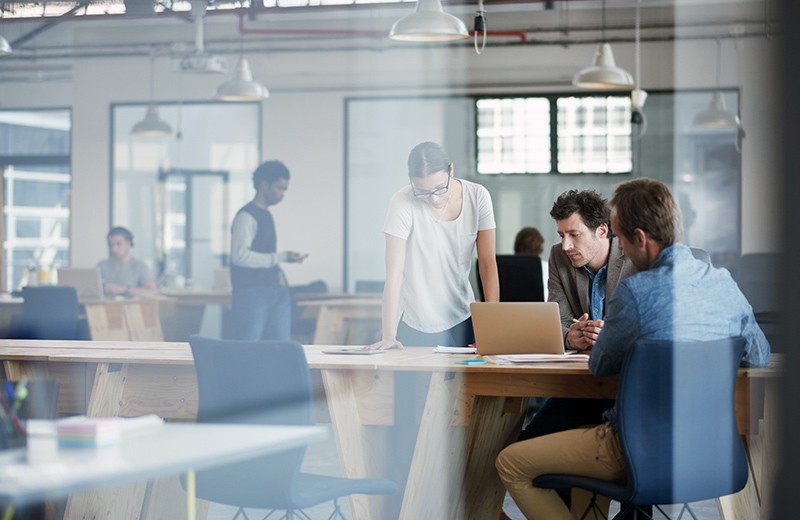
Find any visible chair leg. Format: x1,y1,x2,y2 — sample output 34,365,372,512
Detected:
325,498,347,520
578,494,609,520
674,503,699,520
233,507,250,520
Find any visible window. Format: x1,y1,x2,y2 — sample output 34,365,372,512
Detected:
476,94,632,175
0,110,71,291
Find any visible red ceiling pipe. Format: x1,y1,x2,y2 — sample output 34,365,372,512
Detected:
237,13,527,43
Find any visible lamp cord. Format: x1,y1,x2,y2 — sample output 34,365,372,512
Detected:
601,0,606,42
634,0,641,88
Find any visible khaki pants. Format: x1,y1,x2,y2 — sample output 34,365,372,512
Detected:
496,423,626,520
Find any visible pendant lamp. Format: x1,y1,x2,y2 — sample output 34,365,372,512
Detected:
131,53,172,137
573,0,633,90
215,57,268,102
692,39,741,129
389,0,469,42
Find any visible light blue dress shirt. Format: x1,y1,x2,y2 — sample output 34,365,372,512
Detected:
583,263,609,320
588,244,771,425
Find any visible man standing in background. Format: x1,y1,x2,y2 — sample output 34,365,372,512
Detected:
230,160,307,340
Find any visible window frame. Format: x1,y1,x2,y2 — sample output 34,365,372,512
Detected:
474,91,636,176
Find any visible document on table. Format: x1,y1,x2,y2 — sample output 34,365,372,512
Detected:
321,347,384,355
433,345,478,354
486,352,590,364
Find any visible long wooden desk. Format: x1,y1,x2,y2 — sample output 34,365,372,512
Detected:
0,341,779,520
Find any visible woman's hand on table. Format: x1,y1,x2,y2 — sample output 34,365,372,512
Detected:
365,338,405,351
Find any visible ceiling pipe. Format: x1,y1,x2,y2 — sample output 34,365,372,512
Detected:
235,12,527,43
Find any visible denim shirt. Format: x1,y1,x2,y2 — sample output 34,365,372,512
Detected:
589,244,771,425
583,263,609,320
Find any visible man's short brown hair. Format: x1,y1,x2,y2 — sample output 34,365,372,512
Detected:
549,189,610,233
610,178,683,247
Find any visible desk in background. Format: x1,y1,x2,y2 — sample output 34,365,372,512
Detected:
157,289,381,342
297,297,381,345
0,341,779,520
0,294,163,342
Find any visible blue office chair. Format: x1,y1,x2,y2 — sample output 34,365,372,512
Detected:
735,252,780,350
14,286,89,340
187,336,398,520
354,280,385,293
689,247,711,265
534,337,748,520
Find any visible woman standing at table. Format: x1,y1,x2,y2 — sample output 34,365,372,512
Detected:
370,141,499,349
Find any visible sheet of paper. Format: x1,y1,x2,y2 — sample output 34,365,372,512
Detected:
321,347,383,355
433,345,477,354
486,352,590,364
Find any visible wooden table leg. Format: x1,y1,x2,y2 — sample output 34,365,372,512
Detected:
321,368,379,519
400,372,524,520
64,363,207,520
718,378,776,520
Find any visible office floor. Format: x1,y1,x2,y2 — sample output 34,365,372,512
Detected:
205,432,722,520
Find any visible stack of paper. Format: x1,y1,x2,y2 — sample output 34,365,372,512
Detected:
433,345,477,354
56,417,122,448
486,352,590,364
55,414,163,448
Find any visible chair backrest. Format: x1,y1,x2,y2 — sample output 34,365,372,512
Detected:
355,280,385,293
477,255,544,302
188,336,313,508
19,286,81,340
617,337,748,505
689,247,712,264
735,252,779,315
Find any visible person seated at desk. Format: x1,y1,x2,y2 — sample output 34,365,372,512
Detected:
97,226,156,298
498,190,638,520
495,178,771,520
514,226,549,300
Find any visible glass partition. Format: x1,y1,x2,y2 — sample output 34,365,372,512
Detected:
111,102,260,290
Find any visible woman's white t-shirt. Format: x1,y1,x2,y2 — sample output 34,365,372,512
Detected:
383,178,496,333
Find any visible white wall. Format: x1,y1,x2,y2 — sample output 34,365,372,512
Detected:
0,14,780,291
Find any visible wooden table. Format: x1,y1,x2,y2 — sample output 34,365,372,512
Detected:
156,290,381,342
0,341,779,520
297,298,382,345
0,295,164,342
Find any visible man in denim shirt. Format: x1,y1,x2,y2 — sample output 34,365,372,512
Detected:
496,178,770,520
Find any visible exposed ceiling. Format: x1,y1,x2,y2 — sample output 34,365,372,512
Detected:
0,0,778,82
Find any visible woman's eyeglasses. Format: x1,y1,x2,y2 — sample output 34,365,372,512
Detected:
411,175,450,198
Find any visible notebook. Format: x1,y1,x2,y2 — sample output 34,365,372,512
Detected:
57,267,104,300
470,301,565,356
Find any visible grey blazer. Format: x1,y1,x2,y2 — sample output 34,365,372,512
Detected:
547,237,639,338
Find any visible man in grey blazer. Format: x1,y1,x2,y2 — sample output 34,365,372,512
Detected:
548,191,639,350
515,190,639,513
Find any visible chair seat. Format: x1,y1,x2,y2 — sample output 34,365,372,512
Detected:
534,474,634,504
531,338,748,516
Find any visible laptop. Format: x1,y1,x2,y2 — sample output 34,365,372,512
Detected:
57,267,104,300
470,301,565,355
